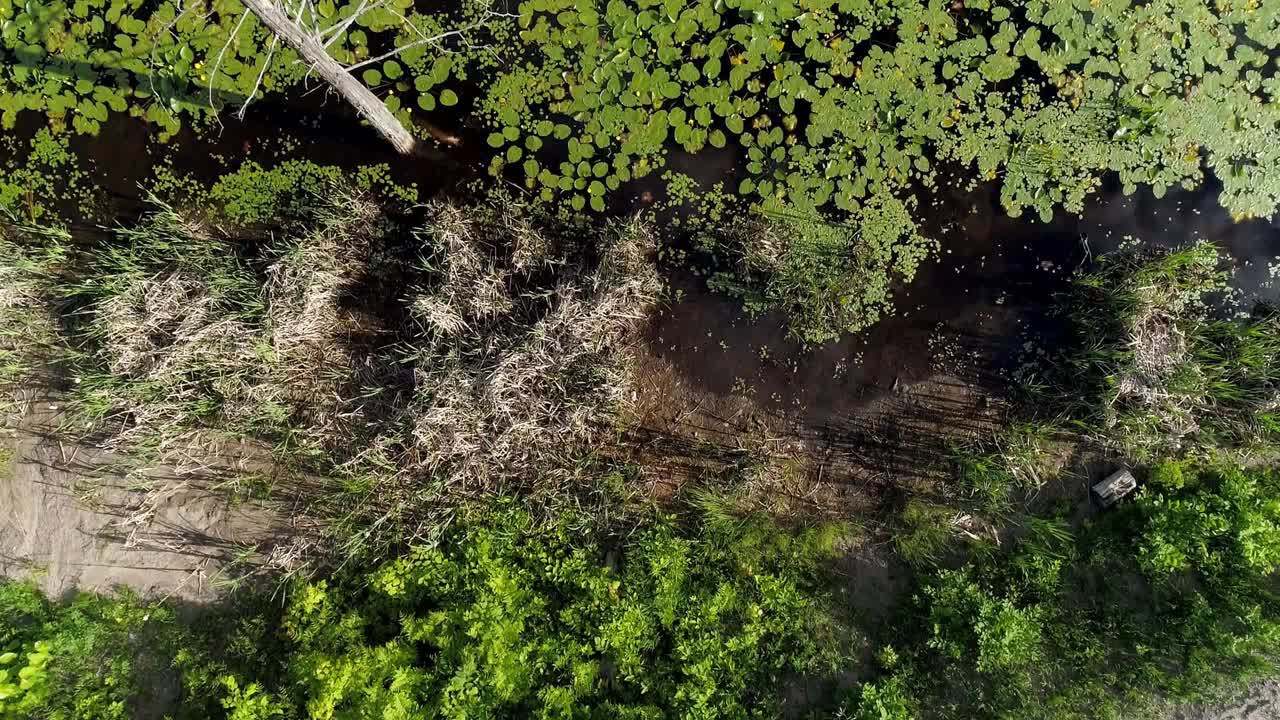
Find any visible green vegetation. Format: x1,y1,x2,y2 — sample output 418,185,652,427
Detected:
203,159,419,224
849,459,1280,720
0,129,95,221
1,0,1280,701
837,246,1280,718
3,200,1280,719
7,0,1278,217
1048,243,1280,460
0,579,185,720
194,506,846,719
706,198,934,342
1,508,846,720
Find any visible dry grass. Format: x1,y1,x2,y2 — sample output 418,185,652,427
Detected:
2,191,664,554
65,195,386,455
1114,289,1202,440
395,201,661,494
0,218,75,404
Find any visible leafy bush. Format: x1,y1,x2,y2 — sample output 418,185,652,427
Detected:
849,459,1280,720
1135,460,1280,579
0,579,185,720
198,505,847,719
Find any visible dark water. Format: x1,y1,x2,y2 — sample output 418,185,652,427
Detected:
8,96,474,222
649,177,1280,429
8,109,1277,425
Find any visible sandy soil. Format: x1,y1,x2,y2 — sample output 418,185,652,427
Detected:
0,395,306,605
1171,681,1280,720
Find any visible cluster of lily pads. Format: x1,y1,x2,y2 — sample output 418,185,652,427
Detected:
2,0,1278,339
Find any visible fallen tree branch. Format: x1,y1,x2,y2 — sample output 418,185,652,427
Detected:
238,0,418,154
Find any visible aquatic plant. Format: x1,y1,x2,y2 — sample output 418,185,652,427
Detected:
2,0,1278,341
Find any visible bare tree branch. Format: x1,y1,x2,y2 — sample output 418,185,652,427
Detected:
237,35,279,120
343,26,473,73
213,0,512,152
208,10,251,118
237,0,418,154
320,0,386,47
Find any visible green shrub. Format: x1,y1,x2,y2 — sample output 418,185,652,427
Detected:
204,505,847,719
0,579,186,720
839,673,916,720
862,457,1280,720
1135,461,1280,579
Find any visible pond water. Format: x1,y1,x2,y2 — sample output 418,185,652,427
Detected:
651,177,1280,425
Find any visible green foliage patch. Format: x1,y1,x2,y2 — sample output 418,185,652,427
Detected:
0,579,185,720
846,459,1280,719
184,505,848,719
1051,243,1280,459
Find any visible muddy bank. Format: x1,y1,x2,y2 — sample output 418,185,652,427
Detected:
1171,681,1280,720
0,394,310,605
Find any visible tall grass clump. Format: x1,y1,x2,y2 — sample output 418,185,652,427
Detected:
9,194,388,457
0,189,663,551
391,201,661,490
1052,243,1280,459
949,421,1062,514
0,215,76,402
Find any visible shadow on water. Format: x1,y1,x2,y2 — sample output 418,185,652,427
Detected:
651,178,1279,412
647,180,1084,422
66,100,472,216
639,175,1280,493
